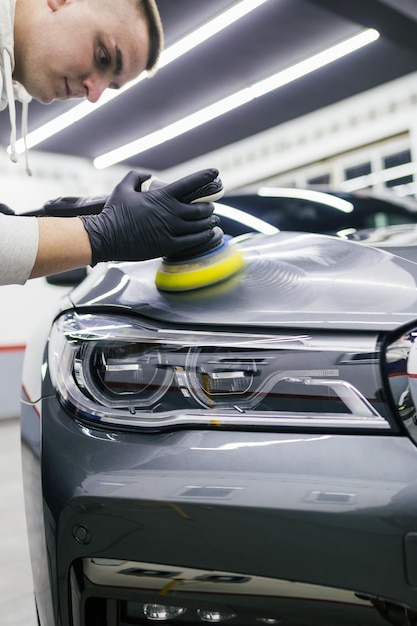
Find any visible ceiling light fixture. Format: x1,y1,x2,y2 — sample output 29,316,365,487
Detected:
94,28,380,170
12,0,270,155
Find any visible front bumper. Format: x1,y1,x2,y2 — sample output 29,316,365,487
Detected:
22,393,417,626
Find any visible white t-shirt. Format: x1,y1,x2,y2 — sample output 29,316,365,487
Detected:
0,0,38,286
0,214,38,285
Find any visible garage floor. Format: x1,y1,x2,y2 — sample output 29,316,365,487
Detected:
0,418,37,625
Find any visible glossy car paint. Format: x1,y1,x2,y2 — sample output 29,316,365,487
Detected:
70,232,417,331
20,232,417,626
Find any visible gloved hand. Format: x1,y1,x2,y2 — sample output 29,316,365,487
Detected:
80,169,220,265
0,203,14,215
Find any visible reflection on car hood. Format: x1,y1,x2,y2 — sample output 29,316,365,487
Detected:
69,232,417,331
347,223,417,247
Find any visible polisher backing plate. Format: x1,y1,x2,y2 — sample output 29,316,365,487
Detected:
155,240,244,292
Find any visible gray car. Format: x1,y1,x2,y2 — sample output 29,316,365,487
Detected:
21,218,417,625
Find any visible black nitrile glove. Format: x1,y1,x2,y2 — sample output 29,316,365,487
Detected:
80,169,220,265
0,203,14,215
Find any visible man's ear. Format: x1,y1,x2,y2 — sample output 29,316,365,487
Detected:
47,0,66,11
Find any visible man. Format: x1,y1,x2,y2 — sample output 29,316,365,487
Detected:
0,0,219,285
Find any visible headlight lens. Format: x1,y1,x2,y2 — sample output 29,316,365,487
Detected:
76,341,173,408
384,328,417,443
48,312,390,431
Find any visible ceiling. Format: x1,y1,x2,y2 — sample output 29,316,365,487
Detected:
4,0,417,173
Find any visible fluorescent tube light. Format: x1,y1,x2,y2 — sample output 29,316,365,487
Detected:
94,28,379,170
159,0,270,66
12,0,270,154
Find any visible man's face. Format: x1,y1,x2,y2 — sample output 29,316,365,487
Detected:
13,0,150,104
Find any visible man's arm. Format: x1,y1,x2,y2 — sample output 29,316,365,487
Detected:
0,168,219,287
0,214,38,285
29,217,92,279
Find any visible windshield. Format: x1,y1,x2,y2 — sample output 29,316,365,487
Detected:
218,192,417,235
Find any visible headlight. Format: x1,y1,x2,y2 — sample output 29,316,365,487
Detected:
384,328,417,443
48,311,391,431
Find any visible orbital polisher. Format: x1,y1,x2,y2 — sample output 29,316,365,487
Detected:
26,170,245,292
141,173,245,292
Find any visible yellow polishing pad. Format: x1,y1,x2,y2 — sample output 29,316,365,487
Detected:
155,241,244,292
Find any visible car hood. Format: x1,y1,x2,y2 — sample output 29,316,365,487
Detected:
69,231,417,332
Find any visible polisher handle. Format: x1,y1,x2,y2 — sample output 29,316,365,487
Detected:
141,173,225,260
140,173,224,204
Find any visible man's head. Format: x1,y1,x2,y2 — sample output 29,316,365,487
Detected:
13,0,163,104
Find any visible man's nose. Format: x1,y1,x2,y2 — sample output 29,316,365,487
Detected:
82,74,108,103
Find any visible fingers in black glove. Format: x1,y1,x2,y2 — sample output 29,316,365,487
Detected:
0,203,15,215
158,169,224,205
80,168,221,265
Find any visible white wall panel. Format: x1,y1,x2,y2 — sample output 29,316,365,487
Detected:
0,149,129,214
161,71,417,193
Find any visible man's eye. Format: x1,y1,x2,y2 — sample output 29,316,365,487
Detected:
99,48,110,66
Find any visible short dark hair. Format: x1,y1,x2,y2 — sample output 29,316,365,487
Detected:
137,0,164,73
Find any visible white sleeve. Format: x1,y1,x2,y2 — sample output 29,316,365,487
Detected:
0,214,39,285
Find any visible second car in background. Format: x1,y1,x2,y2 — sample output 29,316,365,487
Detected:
216,186,417,237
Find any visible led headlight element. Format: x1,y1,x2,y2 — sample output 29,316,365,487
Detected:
48,312,389,431
385,328,417,443
74,342,173,408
